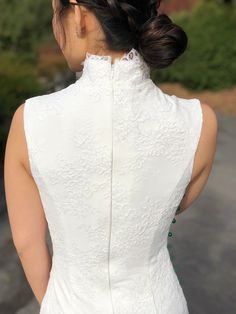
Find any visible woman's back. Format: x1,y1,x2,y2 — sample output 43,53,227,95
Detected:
23,48,203,313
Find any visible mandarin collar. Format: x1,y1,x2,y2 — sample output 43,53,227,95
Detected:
78,47,151,87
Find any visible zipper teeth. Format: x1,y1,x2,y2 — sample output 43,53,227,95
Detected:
108,65,115,314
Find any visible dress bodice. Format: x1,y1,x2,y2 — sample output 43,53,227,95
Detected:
23,47,202,314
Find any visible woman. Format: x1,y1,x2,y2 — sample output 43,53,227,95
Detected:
4,0,218,313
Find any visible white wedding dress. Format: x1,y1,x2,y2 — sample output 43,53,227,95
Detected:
23,47,203,314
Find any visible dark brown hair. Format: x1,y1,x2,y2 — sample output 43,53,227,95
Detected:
53,0,188,69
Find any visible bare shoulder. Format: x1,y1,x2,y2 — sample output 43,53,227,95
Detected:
190,102,218,182
4,103,31,176
199,102,218,168
11,102,25,124
177,102,218,213
201,103,218,143
6,103,25,149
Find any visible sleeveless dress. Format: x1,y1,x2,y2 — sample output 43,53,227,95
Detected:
23,47,203,314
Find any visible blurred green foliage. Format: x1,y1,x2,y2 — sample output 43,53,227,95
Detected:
0,0,52,161
0,51,45,160
0,0,52,52
152,0,236,90
0,51,44,114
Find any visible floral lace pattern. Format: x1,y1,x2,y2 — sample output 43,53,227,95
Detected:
23,47,202,314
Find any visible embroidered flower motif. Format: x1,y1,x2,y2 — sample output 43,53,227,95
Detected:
24,47,202,313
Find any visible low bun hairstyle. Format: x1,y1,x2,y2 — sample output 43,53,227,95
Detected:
138,13,188,69
56,0,188,69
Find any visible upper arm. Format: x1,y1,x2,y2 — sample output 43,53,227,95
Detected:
177,103,218,214
4,103,48,255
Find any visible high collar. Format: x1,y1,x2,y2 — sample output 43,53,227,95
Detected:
78,47,151,87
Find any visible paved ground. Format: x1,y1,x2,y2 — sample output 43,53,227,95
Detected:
0,110,235,314
169,111,236,313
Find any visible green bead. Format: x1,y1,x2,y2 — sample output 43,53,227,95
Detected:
168,232,172,237
176,205,181,212
172,218,176,224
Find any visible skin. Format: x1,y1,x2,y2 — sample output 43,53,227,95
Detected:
51,0,127,71
4,1,218,306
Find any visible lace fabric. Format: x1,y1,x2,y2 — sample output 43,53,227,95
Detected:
79,47,151,87
83,48,144,64
23,47,203,314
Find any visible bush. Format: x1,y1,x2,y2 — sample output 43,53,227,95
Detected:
152,0,236,91
0,0,52,52
0,51,45,163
